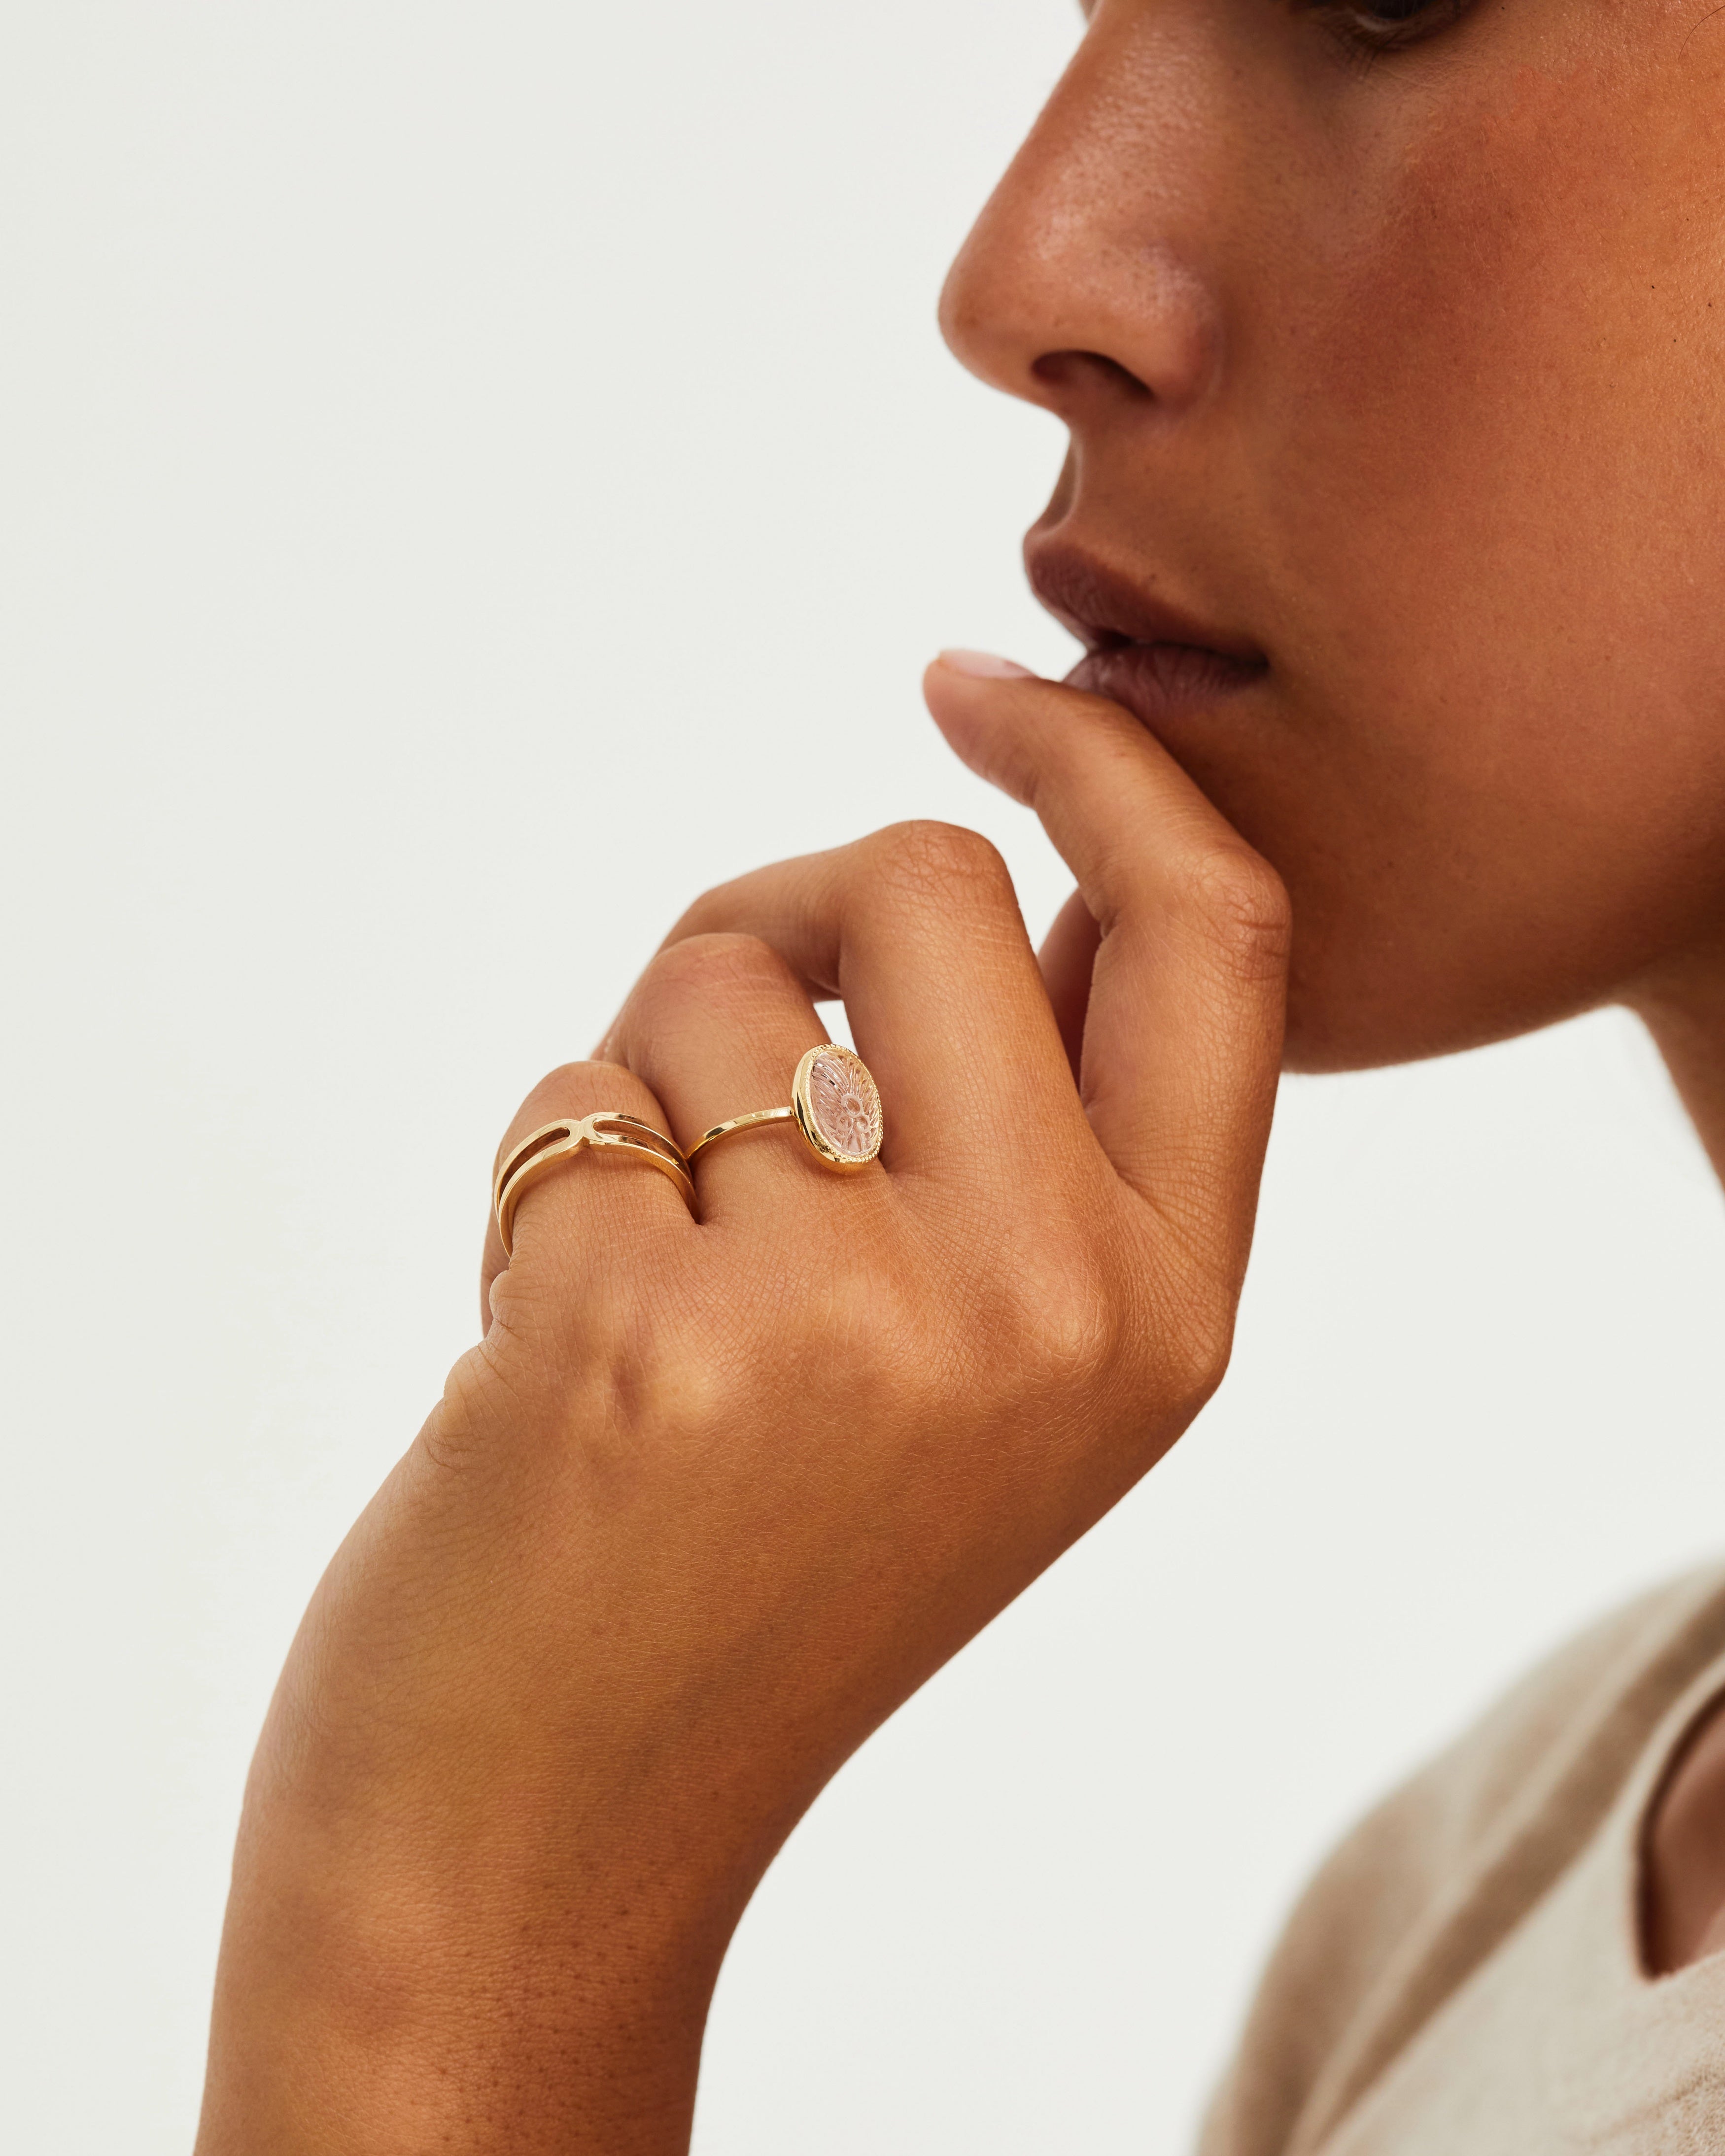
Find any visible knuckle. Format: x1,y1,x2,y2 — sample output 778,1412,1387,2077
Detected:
527,1057,600,1106
1025,1268,1118,1394
508,1060,637,1144
986,1225,1121,1398
602,1305,734,1454
867,819,1013,910
647,1261,915,1460
832,1275,917,1389
484,1267,727,1465
1165,1286,1238,1409
1177,845,1292,982
668,875,739,942
419,1344,509,1474
641,930,797,1011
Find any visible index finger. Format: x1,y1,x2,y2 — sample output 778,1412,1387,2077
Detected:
924,654,1289,1285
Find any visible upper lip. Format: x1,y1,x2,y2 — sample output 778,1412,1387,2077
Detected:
1026,540,1266,669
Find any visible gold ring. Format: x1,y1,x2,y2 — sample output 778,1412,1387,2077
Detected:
687,1044,883,1172
494,1112,694,1257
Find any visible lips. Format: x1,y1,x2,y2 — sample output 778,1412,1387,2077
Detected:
1028,541,1267,727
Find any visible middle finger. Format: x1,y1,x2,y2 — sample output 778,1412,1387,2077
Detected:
605,931,878,1217
663,821,1086,1177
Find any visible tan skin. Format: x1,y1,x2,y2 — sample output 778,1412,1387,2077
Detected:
197,0,1725,2145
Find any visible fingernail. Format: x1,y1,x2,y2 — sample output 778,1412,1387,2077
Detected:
936,648,1037,680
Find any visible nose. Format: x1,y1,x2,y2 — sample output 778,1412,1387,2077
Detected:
939,14,1225,425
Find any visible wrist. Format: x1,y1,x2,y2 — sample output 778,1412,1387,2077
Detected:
196,1778,746,2156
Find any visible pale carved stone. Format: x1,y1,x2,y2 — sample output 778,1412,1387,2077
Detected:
806,1048,881,1161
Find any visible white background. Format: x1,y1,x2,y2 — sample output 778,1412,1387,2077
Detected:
3,4,1723,2151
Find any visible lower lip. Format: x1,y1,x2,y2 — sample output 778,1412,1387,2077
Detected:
1067,642,1265,729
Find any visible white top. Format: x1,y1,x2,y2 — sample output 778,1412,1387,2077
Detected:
1201,1565,1725,2155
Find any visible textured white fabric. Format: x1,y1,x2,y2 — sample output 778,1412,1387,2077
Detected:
1202,1567,1725,2156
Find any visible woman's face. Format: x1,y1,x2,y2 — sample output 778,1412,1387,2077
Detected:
942,0,1725,1070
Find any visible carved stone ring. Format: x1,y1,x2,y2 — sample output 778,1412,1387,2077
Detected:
686,1044,884,1173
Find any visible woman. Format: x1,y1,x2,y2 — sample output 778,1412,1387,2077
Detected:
194,0,1725,2148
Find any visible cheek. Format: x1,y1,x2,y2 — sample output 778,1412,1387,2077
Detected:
1292,37,1725,676
1239,35,1725,1064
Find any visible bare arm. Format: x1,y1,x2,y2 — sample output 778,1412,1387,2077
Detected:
195,658,1289,2154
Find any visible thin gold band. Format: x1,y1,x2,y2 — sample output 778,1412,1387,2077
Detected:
494,1112,694,1257
685,1106,796,1164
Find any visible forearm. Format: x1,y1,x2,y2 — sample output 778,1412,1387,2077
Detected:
193,1427,776,2156
196,1777,742,2156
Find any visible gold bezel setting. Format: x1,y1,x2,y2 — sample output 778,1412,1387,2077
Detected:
791,1043,884,1169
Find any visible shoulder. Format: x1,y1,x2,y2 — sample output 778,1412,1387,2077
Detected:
1200,1564,1725,2156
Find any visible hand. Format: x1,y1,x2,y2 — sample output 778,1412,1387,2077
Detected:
196,658,1289,2156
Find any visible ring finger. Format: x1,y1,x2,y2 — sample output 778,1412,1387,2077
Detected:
480,1060,692,1322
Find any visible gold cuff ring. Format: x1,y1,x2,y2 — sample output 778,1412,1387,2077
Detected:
687,1044,884,1172
494,1112,694,1257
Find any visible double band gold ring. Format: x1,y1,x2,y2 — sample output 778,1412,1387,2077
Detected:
491,1047,883,1259
688,1043,883,1172
494,1112,694,1256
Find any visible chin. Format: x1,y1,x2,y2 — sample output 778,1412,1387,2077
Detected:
1166,739,1671,1079
1274,910,1623,1078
